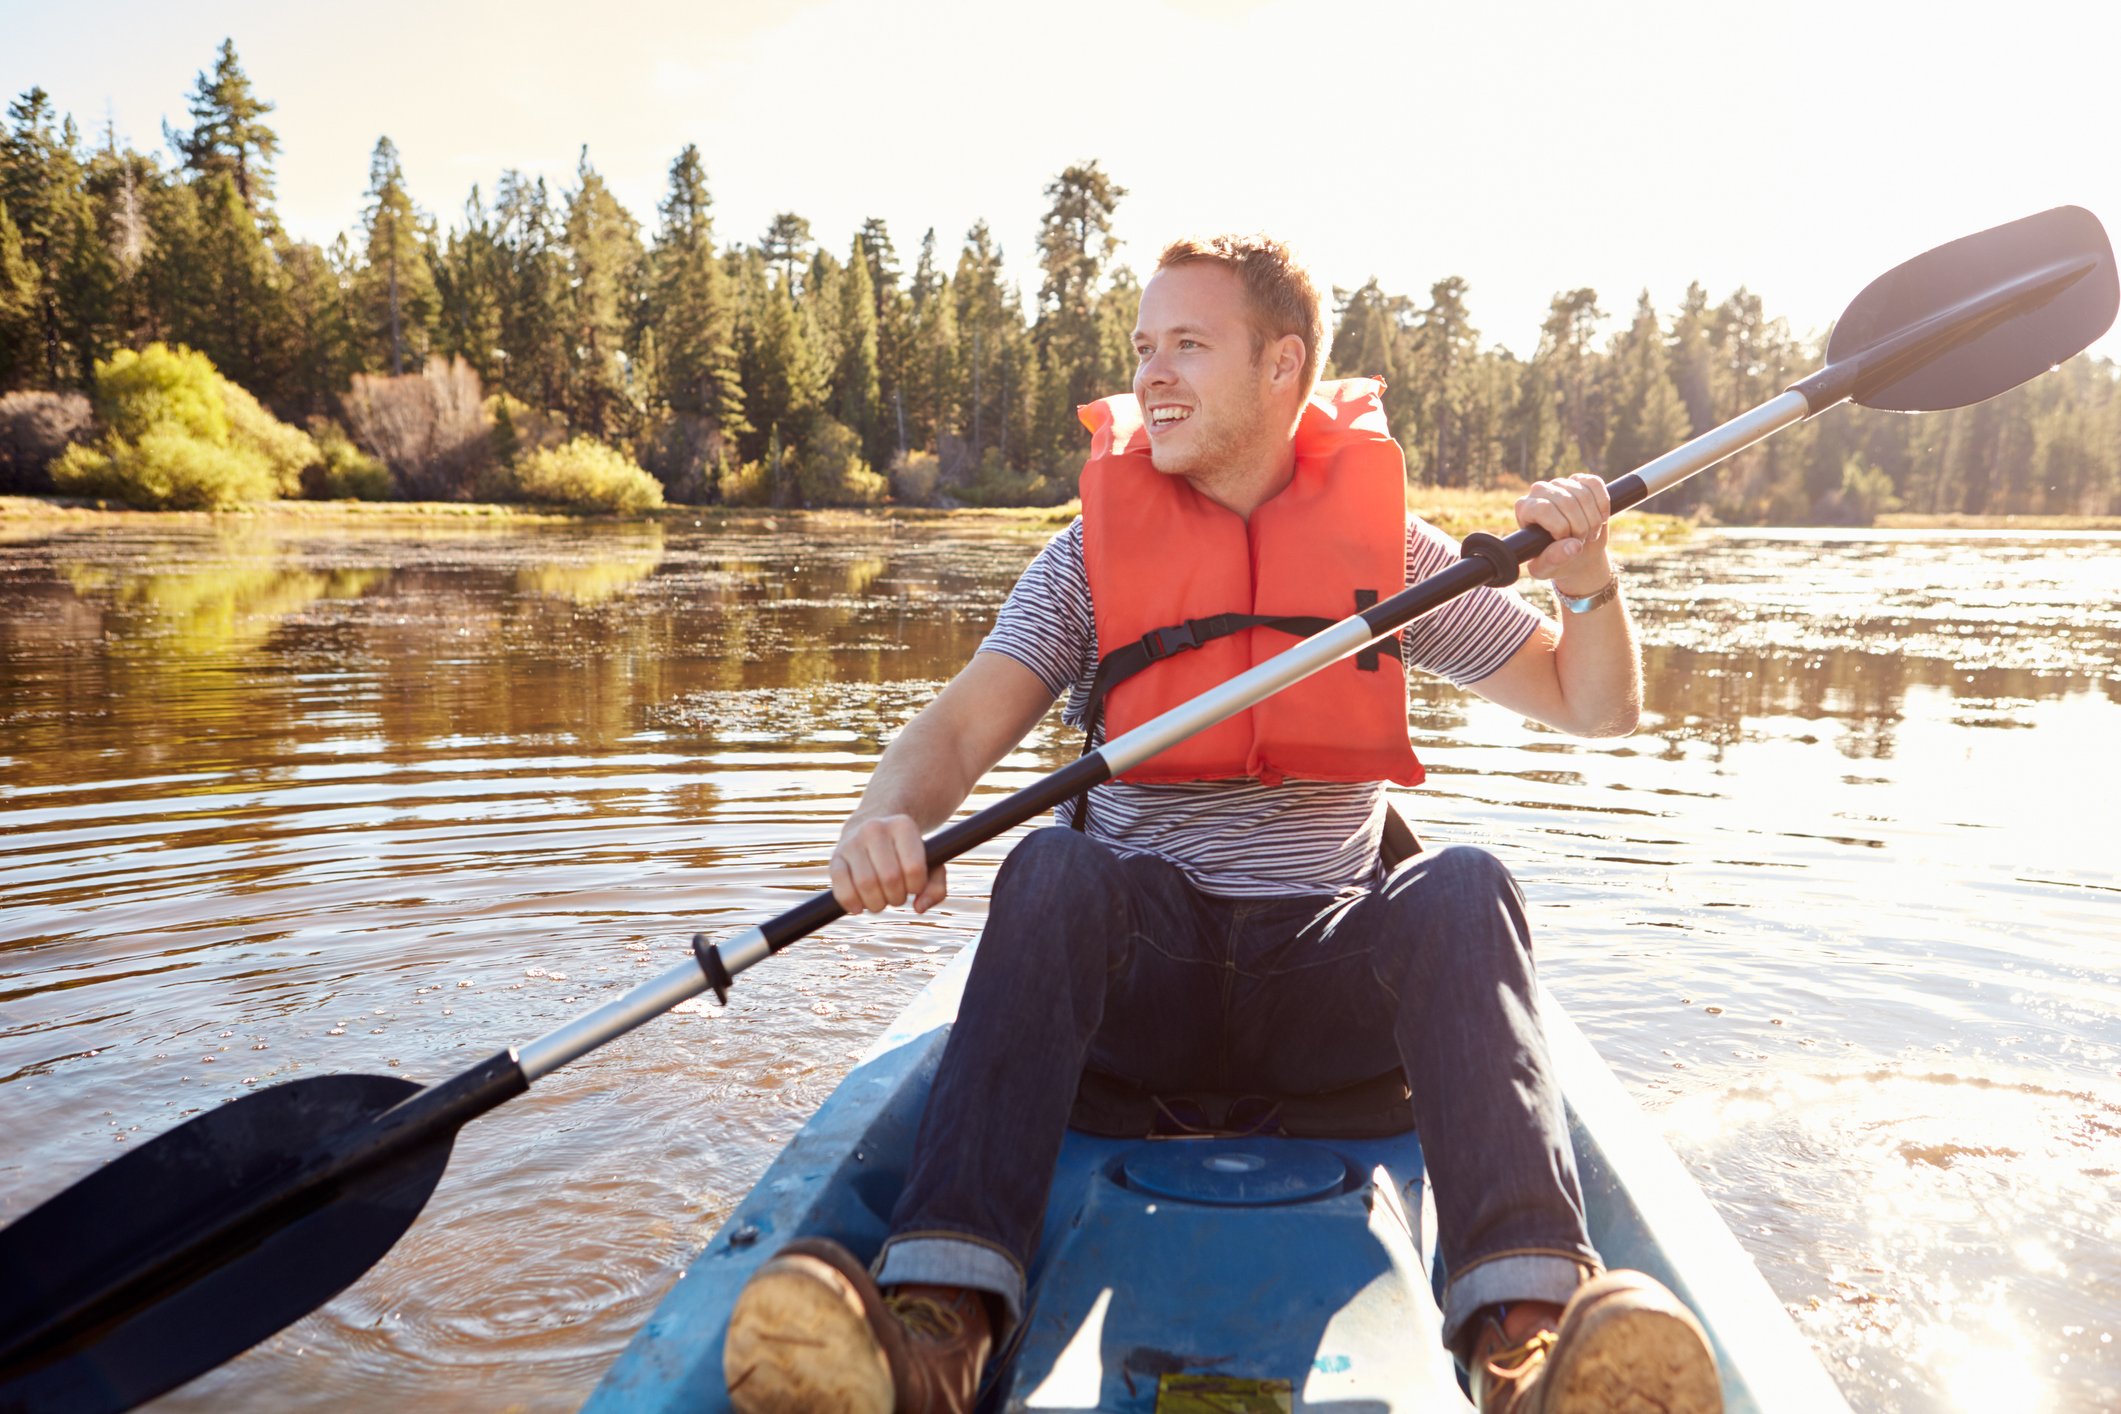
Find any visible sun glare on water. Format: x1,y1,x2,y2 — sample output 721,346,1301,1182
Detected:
1660,1065,2121,1410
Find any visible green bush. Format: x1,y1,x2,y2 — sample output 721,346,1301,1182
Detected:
717,454,771,506
304,421,395,500
48,343,318,510
889,450,941,506
224,380,320,496
53,428,278,510
484,391,567,468
93,343,227,444
794,416,886,506
1837,457,1902,524
506,437,665,514
953,447,1061,508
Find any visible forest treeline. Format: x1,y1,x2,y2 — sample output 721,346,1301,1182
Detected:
2,41,2117,517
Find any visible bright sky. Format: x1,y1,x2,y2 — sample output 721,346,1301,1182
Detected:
5,0,2118,361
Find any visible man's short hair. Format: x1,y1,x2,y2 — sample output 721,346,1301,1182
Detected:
1155,234,1327,390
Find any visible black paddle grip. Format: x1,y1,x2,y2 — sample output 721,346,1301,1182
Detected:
1606,472,1650,515
1458,527,1552,587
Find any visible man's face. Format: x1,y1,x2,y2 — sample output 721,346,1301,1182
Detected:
1131,262,1279,479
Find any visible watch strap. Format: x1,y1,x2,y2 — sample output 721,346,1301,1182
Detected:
1554,577,1620,614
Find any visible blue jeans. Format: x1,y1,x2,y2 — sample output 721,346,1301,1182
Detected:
873,828,1600,1354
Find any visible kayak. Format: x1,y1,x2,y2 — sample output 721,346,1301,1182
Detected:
584,944,1849,1413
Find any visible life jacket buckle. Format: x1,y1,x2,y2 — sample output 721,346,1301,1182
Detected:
1139,621,1201,660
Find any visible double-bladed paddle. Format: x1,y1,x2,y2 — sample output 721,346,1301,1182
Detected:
2,204,2113,1413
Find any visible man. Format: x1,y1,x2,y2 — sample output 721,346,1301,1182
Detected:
722,235,1720,1414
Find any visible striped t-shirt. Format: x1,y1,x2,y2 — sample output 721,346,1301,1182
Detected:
980,516,1542,897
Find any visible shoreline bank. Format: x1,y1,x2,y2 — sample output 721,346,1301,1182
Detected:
16,492,2118,546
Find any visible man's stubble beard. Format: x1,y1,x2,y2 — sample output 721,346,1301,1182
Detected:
1147,389,1276,489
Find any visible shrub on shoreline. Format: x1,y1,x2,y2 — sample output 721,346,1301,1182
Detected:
503,437,664,514
304,421,394,500
49,344,319,510
343,357,491,500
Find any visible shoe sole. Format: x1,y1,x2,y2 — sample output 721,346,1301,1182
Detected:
723,1253,895,1414
1546,1278,1723,1414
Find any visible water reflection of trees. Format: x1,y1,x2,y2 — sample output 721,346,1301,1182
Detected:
512,528,665,604
1637,642,2103,760
6,529,898,816
19,525,2105,796
1402,600,2105,766
63,561,389,657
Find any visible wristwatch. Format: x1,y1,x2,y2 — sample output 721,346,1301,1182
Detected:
1553,577,1620,614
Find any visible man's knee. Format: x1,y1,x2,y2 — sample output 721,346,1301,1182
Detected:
995,826,1116,892
989,827,1130,931
1378,846,1531,960
980,828,1130,981
1386,844,1520,908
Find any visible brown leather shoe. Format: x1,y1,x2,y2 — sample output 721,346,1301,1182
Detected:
1468,1270,1722,1414
723,1237,992,1414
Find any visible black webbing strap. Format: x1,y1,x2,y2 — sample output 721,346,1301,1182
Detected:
1380,801,1422,866
1068,603,1403,834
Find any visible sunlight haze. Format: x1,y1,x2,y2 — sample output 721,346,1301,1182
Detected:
5,0,2118,359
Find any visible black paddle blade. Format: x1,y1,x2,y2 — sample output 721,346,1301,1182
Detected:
1796,205,2117,414
0,1073,452,1414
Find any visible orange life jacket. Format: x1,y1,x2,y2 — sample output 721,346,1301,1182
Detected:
1076,377,1425,789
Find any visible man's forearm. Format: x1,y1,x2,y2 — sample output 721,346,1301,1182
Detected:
1550,557,1642,737
843,708,984,835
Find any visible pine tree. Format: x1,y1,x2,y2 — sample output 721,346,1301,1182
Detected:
0,199,37,387
855,218,900,298
434,186,505,386
1328,281,1399,383
1462,348,1521,489
833,239,883,466
168,40,279,214
1707,289,1806,517
79,138,160,359
189,171,284,394
1,89,92,386
1602,291,1689,479
1666,282,1716,435
1411,276,1479,485
494,171,567,411
1033,161,1126,471
761,212,812,295
277,235,352,417
955,220,1011,464
1528,288,1605,475
805,246,846,383
647,145,746,440
139,174,204,353
559,149,644,442
855,217,912,463
746,273,824,457
355,137,436,375
902,229,957,459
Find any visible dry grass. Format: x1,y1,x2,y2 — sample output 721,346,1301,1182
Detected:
1876,512,2121,531
1405,485,1691,557
0,494,582,527
2,482,1698,554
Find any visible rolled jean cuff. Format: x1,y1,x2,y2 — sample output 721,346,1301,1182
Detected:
1441,1251,1599,1354
874,1234,1025,1341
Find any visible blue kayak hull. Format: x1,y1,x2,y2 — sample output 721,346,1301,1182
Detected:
585,948,1846,1412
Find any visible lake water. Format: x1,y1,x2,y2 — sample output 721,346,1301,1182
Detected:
1,516,2116,1411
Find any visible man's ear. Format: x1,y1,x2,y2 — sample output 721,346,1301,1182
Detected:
1266,333,1307,393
